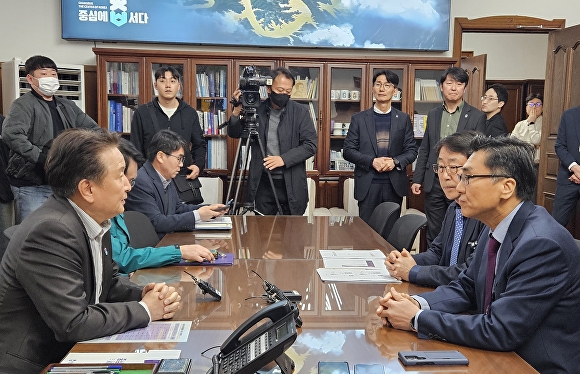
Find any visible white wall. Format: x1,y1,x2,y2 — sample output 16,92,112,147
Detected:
0,1,579,76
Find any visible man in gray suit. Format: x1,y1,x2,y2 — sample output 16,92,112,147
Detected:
411,67,486,246
386,131,485,287
0,129,182,373
343,70,417,223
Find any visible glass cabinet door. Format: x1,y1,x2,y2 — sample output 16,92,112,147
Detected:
149,61,186,101
410,65,449,138
327,64,366,175
286,62,323,173
369,65,408,114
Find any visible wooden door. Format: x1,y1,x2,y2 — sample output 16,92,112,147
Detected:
460,54,487,108
539,23,580,237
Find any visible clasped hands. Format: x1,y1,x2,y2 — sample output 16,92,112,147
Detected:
373,157,395,173
141,282,181,321
376,287,420,331
569,164,580,184
385,249,416,281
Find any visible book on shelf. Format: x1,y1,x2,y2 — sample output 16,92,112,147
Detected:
413,114,427,137
195,216,232,230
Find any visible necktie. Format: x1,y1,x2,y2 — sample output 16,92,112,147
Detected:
484,235,501,313
449,207,463,265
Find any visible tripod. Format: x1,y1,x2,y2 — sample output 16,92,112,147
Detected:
225,110,283,216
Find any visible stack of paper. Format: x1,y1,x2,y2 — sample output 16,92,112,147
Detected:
317,249,401,284
195,216,232,230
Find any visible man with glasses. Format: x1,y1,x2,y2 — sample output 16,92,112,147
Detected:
377,135,580,373
130,66,206,204
553,105,580,227
125,129,227,239
411,67,486,247
386,131,484,287
343,70,417,223
480,83,509,137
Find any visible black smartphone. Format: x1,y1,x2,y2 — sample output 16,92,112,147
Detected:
318,361,350,374
216,199,233,211
398,350,469,366
354,364,384,374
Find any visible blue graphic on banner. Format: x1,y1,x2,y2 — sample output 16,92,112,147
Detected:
62,0,450,51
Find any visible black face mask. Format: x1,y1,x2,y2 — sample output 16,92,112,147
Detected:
270,92,290,108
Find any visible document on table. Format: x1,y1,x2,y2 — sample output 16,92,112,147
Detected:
62,350,181,364
318,248,400,283
80,321,192,343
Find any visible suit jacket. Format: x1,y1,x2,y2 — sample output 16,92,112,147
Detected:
0,195,148,373
554,106,580,184
410,201,485,287
413,103,486,193
125,161,202,239
417,201,580,373
343,107,418,200
227,99,317,215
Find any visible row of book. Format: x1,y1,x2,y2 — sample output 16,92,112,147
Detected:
414,78,443,101
108,100,134,133
291,77,318,99
196,70,227,97
107,69,139,95
329,149,354,171
197,110,227,135
206,138,227,169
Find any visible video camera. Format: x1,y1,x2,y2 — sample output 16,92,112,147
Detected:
234,66,272,110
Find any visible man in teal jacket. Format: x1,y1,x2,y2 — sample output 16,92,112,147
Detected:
112,139,215,275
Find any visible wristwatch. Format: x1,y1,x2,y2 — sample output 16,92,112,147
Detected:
410,315,417,332
393,158,401,171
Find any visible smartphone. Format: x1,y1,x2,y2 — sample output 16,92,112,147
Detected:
318,361,350,374
398,350,469,366
216,199,233,212
354,364,384,374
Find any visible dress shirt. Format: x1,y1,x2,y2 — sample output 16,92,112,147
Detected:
155,169,201,222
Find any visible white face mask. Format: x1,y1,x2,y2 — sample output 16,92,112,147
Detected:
34,76,60,96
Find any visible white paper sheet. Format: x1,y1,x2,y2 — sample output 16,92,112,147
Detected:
80,321,192,343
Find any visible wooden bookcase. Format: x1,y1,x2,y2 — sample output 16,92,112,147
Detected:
93,47,457,208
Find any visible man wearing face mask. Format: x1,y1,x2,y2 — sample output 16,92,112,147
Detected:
227,67,317,215
1,55,98,223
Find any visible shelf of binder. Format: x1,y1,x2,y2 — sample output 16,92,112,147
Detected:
195,70,227,97
108,99,135,133
414,78,443,102
206,137,228,170
329,150,354,171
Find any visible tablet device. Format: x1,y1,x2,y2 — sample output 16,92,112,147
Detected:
398,350,469,366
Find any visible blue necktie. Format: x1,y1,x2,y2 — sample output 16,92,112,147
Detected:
449,207,463,265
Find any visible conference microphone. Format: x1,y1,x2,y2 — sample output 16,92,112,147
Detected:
252,270,303,328
184,270,222,301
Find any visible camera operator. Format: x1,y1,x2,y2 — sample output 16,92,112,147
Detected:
227,67,317,215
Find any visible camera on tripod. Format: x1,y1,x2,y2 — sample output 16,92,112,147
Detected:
233,65,272,110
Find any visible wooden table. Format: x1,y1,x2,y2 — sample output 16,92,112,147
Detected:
70,216,537,373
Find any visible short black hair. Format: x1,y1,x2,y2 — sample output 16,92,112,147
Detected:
373,69,399,87
270,67,295,86
118,138,145,174
46,129,120,198
489,83,508,106
146,129,187,162
469,135,536,201
439,67,469,86
525,92,543,103
25,55,57,76
435,130,481,159
154,66,181,81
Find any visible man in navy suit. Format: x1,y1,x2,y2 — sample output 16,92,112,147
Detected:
125,129,226,239
552,106,580,226
411,67,486,246
377,136,580,373
386,131,485,287
343,70,417,223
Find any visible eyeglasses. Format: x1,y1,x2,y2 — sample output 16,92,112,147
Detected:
458,174,511,185
432,164,462,174
373,82,395,90
163,152,185,164
481,96,498,102
527,102,543,107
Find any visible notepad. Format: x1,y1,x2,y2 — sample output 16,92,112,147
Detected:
178,253,234,266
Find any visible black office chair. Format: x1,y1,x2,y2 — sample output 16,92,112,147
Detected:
123,211,160,248
386,213,427,252
367,202,400,240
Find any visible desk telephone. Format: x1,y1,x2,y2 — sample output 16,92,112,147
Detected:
209,300,298,374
